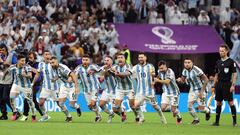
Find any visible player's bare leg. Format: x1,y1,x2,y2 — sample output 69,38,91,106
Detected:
114,99,126,122
10,92,21,121
171,106,182,124
38,98,51,122
198,105,210,121
129,99,141,122
188,101,199,125
153,103,166,124
69,101,81,117
58,98,72,122
25,93,36,122
100,100,114,123
88,100,101,123
133,100,144,124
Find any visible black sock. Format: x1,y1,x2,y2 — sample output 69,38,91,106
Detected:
216,105,222,123
230,105,237,123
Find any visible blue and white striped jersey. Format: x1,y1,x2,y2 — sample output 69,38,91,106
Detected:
182,65,204,91
75,64,101,93
38,62,59,91
158,68,180,96
55,63,73,88
132,63,155,96
113,64,133,91
99,66,117,94
9,65,32,88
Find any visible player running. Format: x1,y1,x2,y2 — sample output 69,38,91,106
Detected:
50,56,81,122
4,54,36,121
155,60,182,124
111,53,140,122
32,50,59,122
98,56,116,123
74,54,101,122
132,53,166,124
177,58,210,125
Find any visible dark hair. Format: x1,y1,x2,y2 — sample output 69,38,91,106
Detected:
0,44,8,55
138,52,146,56
158,60,167,66
17,54,25,60
184,58,193,62
105,55,113,60
28,51,37,60
50,56,58,60
82,54,90,58
117,52,125,57
220,44,230,51
43,50,51,54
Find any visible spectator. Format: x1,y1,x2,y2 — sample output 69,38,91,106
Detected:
198,10,210,25
138,0,149,23
156,13,164,24
220,7,232,24
187,14,198,25
169,6,182,25
230,32,240,61
148,8,158,24
30,2,42,13
179,0,188,13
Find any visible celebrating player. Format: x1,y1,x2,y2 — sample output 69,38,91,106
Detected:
98,56,116,123
155,60,182,124
111,53,139,122
74,54,102,122
32,50,59,122
50,56,81,122
132,53,166,124
177,58,210,125
5,54,36,121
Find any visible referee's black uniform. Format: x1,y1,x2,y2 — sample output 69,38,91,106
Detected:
214,57,237,125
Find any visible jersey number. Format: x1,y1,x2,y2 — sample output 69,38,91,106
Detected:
141,72,146,78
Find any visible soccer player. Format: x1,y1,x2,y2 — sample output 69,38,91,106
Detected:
50,56,81,122
20,52,43,121
32,50,59,122
111,53,139,122
154,60,182,124
212,45,237,126
98,56,116,123
4,54,36,121
74,54,101,122
177,58,210,125
132,53,166,124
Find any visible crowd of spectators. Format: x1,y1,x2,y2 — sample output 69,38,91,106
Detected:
0,0,238,69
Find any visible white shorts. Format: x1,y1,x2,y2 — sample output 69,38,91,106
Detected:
135,94,158,106
115,89,135,100
100,90,115,101
84,91,98,105
10,84,32,99
188,90,207,106
40,88,59,101
161,93,179,106
59,86,78,101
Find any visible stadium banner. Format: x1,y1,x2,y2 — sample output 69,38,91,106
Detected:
13,93,240,113
115,24,224,54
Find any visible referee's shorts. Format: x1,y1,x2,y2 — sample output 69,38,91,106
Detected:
215,81,233,102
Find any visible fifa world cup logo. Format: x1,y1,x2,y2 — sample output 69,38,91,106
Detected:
152,26,176,44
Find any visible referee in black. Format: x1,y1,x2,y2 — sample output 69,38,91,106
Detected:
212,44,237,126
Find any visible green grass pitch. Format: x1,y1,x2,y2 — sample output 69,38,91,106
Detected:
0,112,239,135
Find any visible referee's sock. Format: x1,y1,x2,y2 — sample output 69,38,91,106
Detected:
230,105,237,123
215,105,222,123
